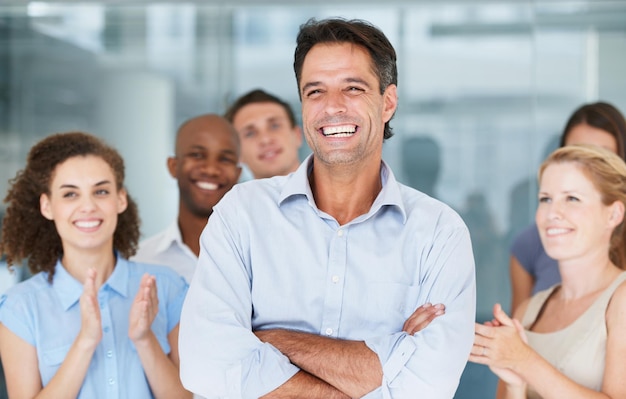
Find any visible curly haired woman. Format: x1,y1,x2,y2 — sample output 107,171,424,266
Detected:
0,132,191,399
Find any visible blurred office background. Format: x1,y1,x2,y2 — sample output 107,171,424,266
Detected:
1,1,626,398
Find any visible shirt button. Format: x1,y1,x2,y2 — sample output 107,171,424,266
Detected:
106,350,113,358
337,229,344,237
108,378,115,385
103,326,110,333
325,328,333,336
332,275,339,283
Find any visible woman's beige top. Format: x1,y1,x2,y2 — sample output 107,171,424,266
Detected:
521,272,626,399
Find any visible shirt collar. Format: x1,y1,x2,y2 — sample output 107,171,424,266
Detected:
278,154,316,205
153,221,184,254
52,253,130,311
278,154,407,223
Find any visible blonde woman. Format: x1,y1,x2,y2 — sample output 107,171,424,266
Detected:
471,144,626,399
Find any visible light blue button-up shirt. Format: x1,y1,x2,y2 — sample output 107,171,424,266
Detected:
180,156,476,399
0,256,188,399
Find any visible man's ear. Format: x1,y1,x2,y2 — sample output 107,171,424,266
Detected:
167,156,177,179
382,84,398,124
234,165,243,182
293,126,303,148
40,193,53,220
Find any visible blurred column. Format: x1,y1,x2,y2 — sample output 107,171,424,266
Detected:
598,31,626,112
96,70,176,238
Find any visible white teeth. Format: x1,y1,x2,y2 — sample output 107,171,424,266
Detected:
260,150,278,160
547,228,569,236
197,181,218,190
323,125,356,136
75,220,100,228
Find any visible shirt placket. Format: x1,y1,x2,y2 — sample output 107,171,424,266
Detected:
99,288,120,399
320,226,348,337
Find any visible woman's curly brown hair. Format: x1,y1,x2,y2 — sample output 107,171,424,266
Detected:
0,132,140,282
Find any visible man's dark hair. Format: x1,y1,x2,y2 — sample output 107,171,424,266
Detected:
224,89,297,128
294,17,398,139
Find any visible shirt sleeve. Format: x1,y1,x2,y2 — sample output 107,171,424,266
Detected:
162,271,188,333
179,209,299,399
0,291,36,346
364,223,476,399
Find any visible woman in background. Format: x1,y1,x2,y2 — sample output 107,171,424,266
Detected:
0,132,191,399
472,145,626,399
509,102,626,313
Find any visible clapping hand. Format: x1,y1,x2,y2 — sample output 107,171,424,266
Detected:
78,268,103,349
470,304,530,388
128,274,159,343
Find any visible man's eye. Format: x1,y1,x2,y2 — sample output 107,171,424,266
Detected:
305,89,322,97
220,157,237,164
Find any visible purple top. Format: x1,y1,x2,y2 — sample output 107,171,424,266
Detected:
510,223,561,294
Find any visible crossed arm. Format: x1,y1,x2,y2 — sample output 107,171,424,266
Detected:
256,303,445,398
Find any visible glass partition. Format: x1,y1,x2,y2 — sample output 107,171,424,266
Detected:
1,2,626,397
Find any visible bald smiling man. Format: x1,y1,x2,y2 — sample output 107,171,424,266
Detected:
133,114,242,283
